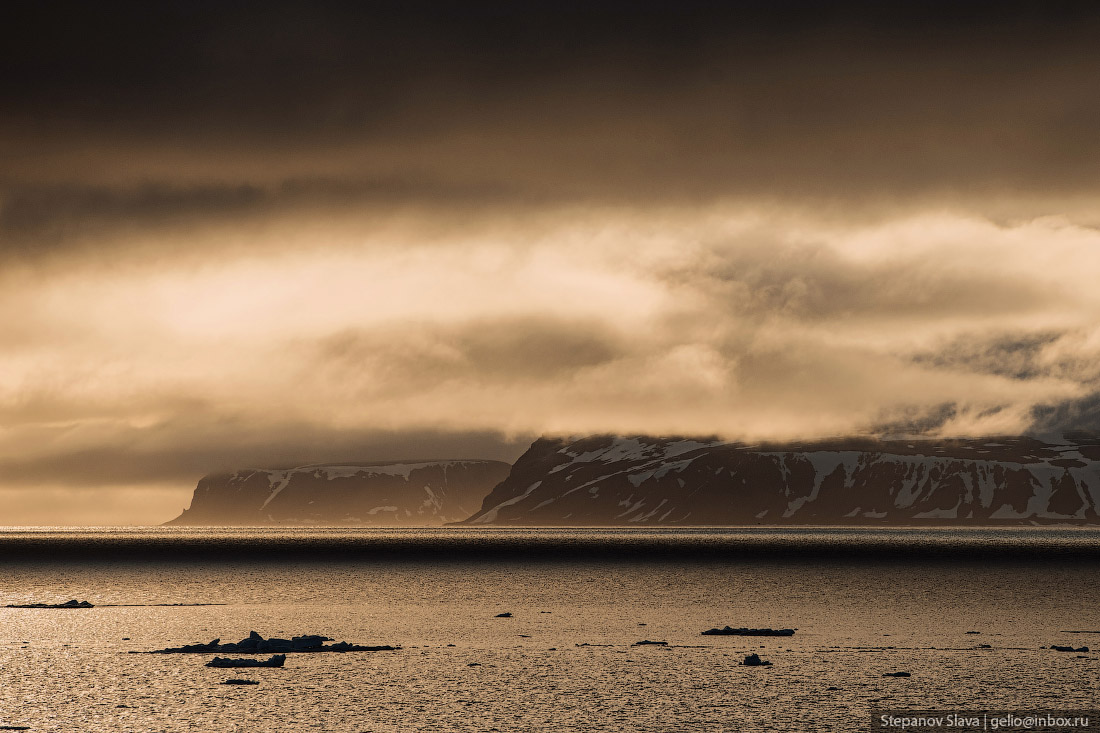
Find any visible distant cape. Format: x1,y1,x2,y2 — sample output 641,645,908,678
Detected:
166,460,511,526
459,434,1100,526
167,434,1100,526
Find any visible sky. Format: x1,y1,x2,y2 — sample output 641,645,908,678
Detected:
3,0,1100,523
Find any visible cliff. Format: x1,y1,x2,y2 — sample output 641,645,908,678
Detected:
167,460,511,526
461,435,1100,525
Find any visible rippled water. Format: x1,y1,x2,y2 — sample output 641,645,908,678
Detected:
1,528,1098,732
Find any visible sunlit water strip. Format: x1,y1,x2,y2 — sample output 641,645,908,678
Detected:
2,526,1099,562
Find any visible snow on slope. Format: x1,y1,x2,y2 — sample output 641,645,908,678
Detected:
168,460,511,526
464,435,1100,525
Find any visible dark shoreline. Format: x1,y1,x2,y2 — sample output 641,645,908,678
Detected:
2,527,1100,563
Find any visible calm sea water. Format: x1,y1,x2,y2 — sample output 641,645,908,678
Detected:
1,527,1098,732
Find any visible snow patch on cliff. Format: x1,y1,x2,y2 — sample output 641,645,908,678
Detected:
556,437,722,473
626,458,697,487
473,481,543,524
777,451,861,517
260,470,293,510
308,461,459,480
258,462,465,510
913,497,963,519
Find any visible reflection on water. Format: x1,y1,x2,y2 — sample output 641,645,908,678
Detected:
3,525,1100,561
1,528,1098,731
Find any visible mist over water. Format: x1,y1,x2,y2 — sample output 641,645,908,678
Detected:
2,528,1098,731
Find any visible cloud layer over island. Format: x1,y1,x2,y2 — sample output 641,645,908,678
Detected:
3,1,1100,522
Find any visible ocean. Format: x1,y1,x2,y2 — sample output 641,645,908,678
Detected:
1,527,1098,732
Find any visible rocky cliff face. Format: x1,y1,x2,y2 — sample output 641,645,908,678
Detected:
462,435,1100,525
167,460,511,526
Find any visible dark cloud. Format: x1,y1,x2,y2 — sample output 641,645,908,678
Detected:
0,418,532,488
870,402,961,436
665,240,1056,323
912,332,1064,381
0,178,548,257
4,1,1100,218
1029,394,1100,435
314,316,627,391
887,330,1100,436
911,330,1100,387
0,183,264,255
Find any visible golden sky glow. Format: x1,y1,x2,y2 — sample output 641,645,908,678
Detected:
3,2,1100,523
